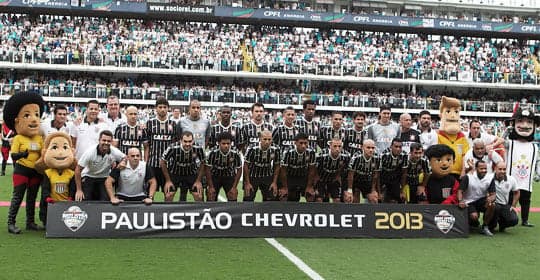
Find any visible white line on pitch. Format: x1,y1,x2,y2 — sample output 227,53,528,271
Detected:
217,195,324,280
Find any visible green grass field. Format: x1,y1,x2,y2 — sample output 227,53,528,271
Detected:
0,165,538,280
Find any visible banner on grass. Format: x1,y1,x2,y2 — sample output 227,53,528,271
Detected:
46,202,468,238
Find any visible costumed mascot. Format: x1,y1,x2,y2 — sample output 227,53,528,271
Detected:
3,92,45,234
36,132,76,226
505,107,540,227
437,96,469,179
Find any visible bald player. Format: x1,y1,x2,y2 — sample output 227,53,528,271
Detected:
243,130,281,201
114,105,146,158
399,113,420,154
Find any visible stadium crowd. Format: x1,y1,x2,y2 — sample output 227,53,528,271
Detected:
1,14,540,84
1,95,533,237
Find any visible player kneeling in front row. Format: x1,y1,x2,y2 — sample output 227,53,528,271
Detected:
314,138,350,203
206,132,242,201
345,139,380,203
243,130,281,201
491,162,520,232
457,160,496,236
279,133,317,202
105,148,157,205
160,131,205,202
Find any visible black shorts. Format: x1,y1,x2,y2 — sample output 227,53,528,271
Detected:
245,176,276,201
352,179,373,197
468,197,488,214
287,176,308,193
495,203,519,228
211,175,235,195
315,180,342,200
152,167,166,192
381,179,401,203
170,174,197,192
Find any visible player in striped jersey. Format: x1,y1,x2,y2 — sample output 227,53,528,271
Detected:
314,138,350,203
113,106,145,157
160,131,205,202
208,105,241,149
295,100,320,151
243,130,281,201
240,103,273,151
319,111,346,150
280,133,317,202
143,97,179,200
406,143,431,203
346,139,381,203
272,106,298,152
344,111,367,156
379,138,409,203
205,132,242,202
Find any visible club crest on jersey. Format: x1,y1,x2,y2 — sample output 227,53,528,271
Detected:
55,183,66,194
62,206,88,232
434,210,455,234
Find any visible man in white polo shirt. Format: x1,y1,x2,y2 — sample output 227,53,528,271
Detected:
105,148,156,205
75,130,126,201
41,104,70,136
71,100,109,160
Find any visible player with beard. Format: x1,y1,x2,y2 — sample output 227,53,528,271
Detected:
457,160,496,236
418,110,437,150
295,100,320,151
75,130,126,201
344,111,367,156
345,139,381,203
243,130,281,201
144,97,179,201
160,131,205,202
208,105,241,149
240,103,273,152
272,106,299,152
504,107,540,227
319,112,346,150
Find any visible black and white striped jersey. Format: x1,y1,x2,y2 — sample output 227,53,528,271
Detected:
315,150,351,182
208,122,242,149
407,157,431,186
272,124,299,151
318,126,346,150
281,148,316,177
244,145,281,178
205,148,242,177
114,123,145,155
379,150,409,181
343,127,366,155
161,144,205,176
241,121,274,149
144,118,179,168
295,118,321,150
348,154,381,182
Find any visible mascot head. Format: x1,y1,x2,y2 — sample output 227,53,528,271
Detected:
42,132,76,170
439,96,461,135
3,92,45,137
506,107,540,142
